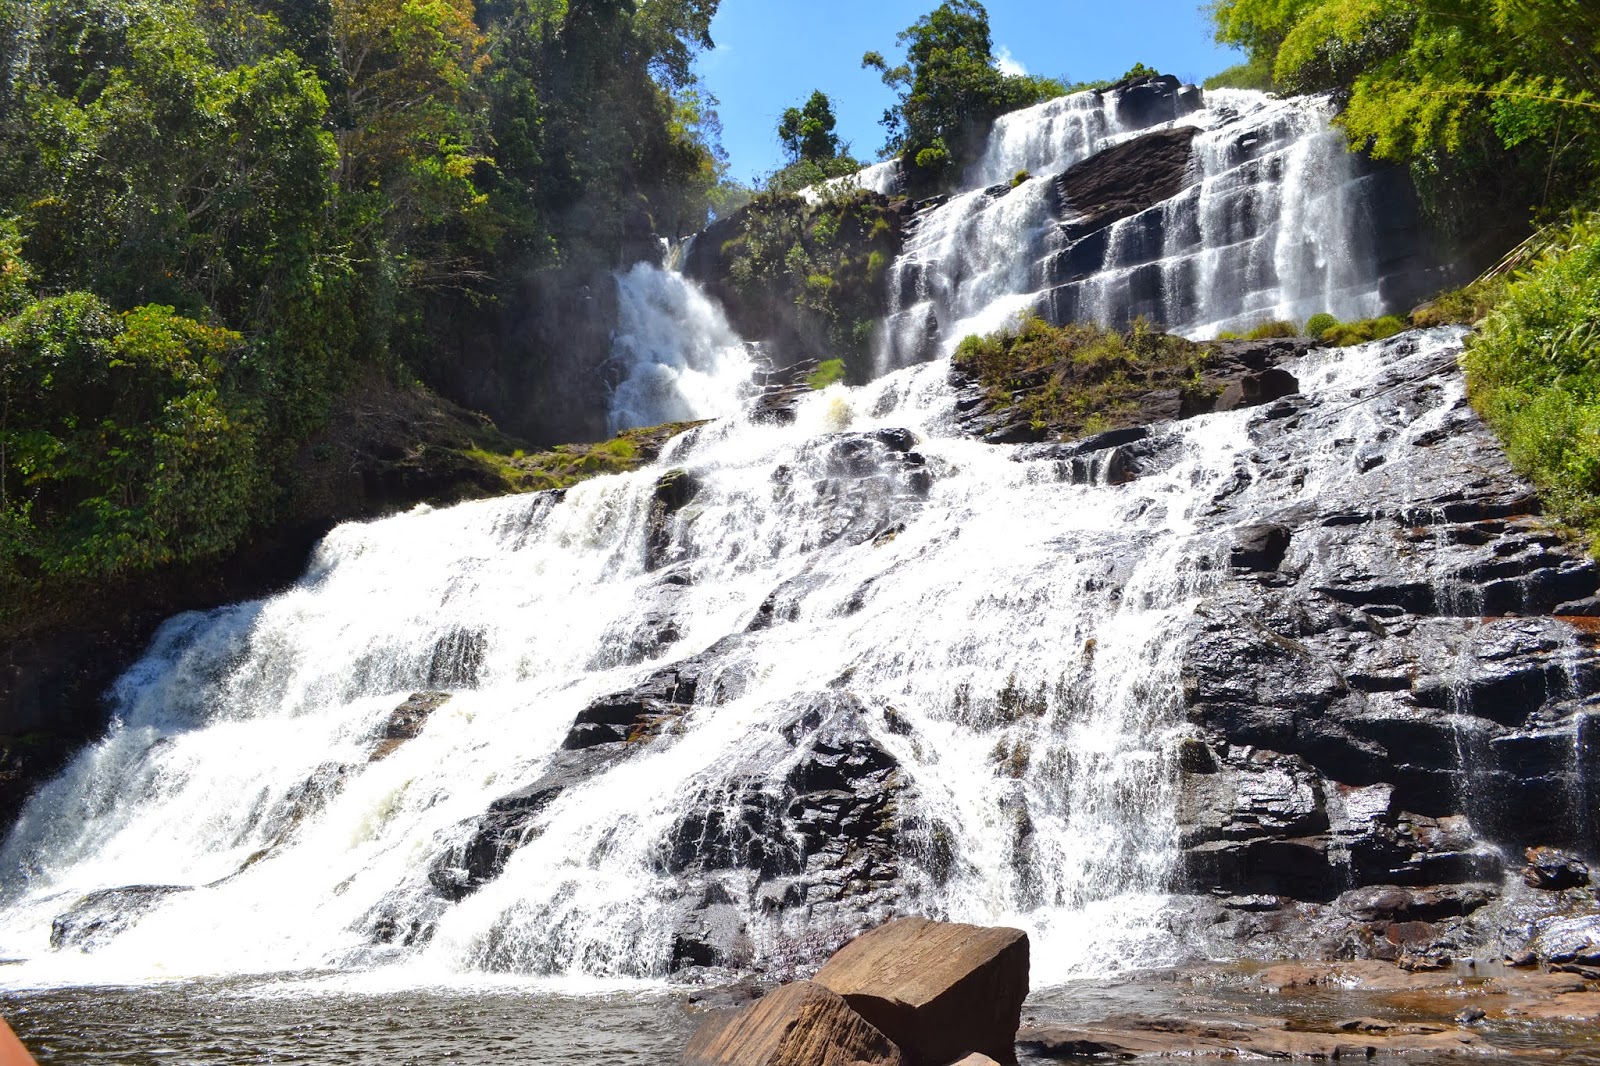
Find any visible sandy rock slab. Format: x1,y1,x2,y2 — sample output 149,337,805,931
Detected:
1018,1018,1482,1060
815,916,1029,1066
682,980,902,1066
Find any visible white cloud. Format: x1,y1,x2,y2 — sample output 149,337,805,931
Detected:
995,46,1027,77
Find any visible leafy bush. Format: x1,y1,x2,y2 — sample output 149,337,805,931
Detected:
808,359,847,390
1320,315,1408,346
1464,216,1600,542
1011,170,1030,188
1303,312,1339,338
0,294,259,587
1245,320,1300,340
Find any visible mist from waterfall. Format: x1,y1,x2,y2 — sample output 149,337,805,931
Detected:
606,262,755,434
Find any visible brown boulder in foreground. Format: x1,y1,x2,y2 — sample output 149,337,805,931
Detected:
814,916,1029,1066
682,980,903,1066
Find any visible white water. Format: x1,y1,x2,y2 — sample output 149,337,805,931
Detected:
606,262,755,433
0,328,1471,990
875,86,1397,373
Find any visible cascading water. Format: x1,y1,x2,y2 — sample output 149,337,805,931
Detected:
0,323,1533,991
874,82,1422,374
606,262,755,433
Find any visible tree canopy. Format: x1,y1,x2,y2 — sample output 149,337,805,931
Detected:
0,0,729,622
863,0,1065,187
1209,0,1600,228
780,90,844,164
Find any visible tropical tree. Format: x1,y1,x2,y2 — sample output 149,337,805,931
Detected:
863,0,1063,186
779,90,844,164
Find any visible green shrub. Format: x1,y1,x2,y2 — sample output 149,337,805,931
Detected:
1320,315,1409,347
807,358,848,390
1304,312,1339,338
1464,216,1600,543
1245,319,1300,340
1411,276,1509,327
0,295,260,586
1011,170,1030,188
953,314,1211,439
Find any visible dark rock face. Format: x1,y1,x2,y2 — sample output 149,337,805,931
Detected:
425,654,722,905
1166,330,1600,962
1054,125,1200,241
661,693,907,971
50,885,191,951
371,692,450,761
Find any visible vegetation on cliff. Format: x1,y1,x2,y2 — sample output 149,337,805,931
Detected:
0,0,731,628
1464,216,1600,544
716,187,902,379
953,315,1212,439
862,1,1065,190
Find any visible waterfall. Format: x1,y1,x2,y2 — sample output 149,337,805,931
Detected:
0,321,1510,989
606,262,755,434
874,84,1416,374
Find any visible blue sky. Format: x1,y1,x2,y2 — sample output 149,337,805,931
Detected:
695,2,1245,185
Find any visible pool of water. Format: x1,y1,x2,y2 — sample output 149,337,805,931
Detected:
2,978,698,1065
6,968,1599,1064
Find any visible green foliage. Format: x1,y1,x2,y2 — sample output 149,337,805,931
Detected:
779,90,845,164
761,156,863,196
1245,319,1300,340
863,1,1065,189
720,187,902,373
0,0,730,629
1204,53,1277,91
1463,216,1600,543
1303,312,1339,338
807,358,847,390
1319,315,1408,346
1208,0,1600,228
953,314,1212,439
0,293,259,589
1011,169,1030,188
1120,63,1160,81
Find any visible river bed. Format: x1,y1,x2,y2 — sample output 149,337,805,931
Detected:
6,963,1600,1064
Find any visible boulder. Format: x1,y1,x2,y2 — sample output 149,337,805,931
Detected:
1523,846,1591,891
50,884,191,951
814,917,1029,1066
682,980,902,1066
370,691,449,760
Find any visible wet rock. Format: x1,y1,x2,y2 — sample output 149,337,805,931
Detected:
681,980,903,1066
814,916,1029,1066
370,691,449,760
1230,523,1292,572
659,693,908,967
1055,125,1200,241
426,653,725,903
50,885,192,951
1523,846,1591,890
